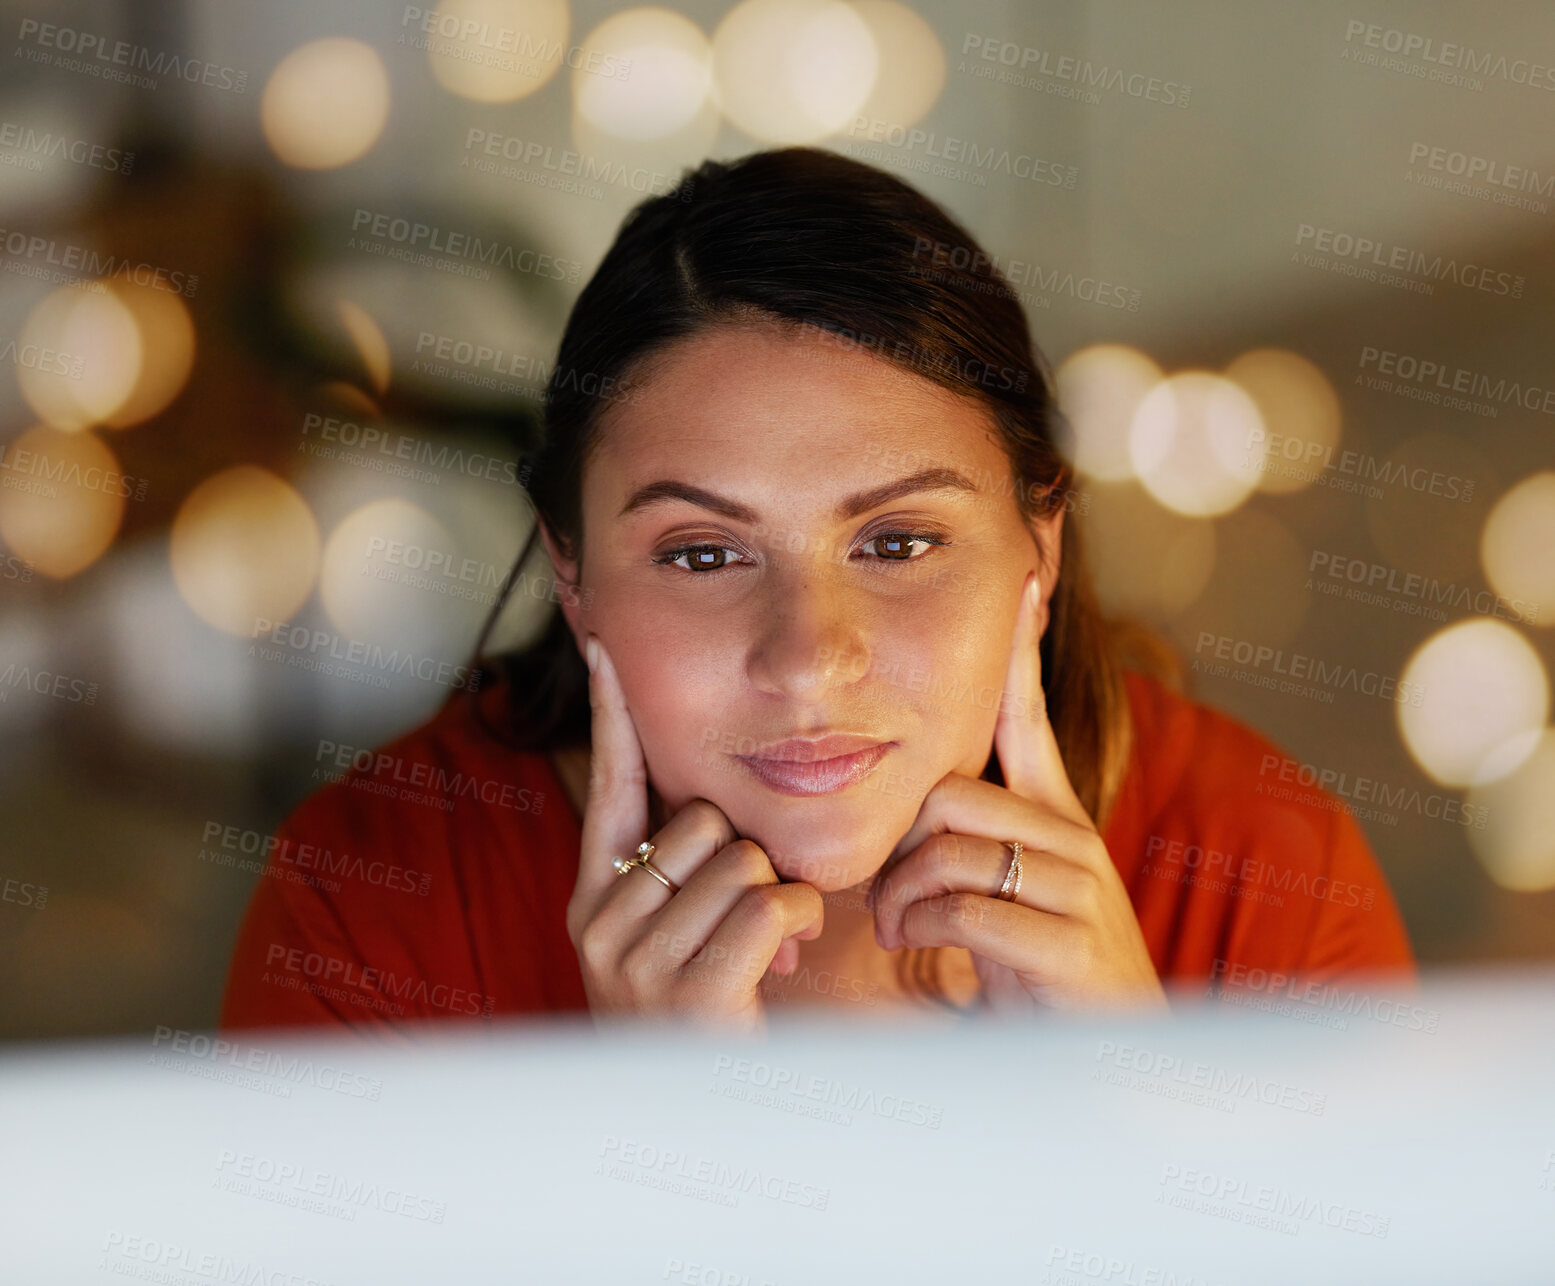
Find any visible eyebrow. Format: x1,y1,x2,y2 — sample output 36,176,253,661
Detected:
617,466,982,524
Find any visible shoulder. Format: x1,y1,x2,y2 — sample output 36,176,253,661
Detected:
220,681,587,1030
1104,670,1416,987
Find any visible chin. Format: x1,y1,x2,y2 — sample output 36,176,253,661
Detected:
722,795,918,892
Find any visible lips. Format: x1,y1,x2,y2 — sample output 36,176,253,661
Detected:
749,734,890,763
735,738,895,797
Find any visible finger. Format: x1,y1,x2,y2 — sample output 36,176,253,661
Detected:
878,772,1096,891
994,568,1088,824
686,882,825,996
871,831,1095,950
574,634,650,910
896,892,1081,978
642,841,824,979
597,799,737,928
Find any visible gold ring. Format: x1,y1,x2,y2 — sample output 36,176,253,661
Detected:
613,841,681,894
997,840,1023,902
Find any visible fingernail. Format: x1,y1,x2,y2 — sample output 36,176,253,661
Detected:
1027,571,1041,613
585,635,599,674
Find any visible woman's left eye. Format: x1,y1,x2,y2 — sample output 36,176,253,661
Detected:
859,533,945,562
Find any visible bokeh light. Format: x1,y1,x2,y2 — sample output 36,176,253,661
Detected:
1480,471,1555,625
319,497,459,650
424,0,571,103
1397,618,1550,789
711,0,878,144
101,281,196,429
1467,728,1555,892
260,38,390,169
573,8,711,141
0,425,126,578
1223,348,1342,496
850,0,945,130
336,301,391,397
16,283,143,431
170,466,321,635
1129,371,1265,516
1054,344,1163,481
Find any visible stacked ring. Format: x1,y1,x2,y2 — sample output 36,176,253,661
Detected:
996,840,1023,902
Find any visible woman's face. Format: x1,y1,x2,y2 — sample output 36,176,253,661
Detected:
547,320,1061,891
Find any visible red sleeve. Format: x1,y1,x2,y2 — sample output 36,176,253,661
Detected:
220,693,588,1034
1110,671,1420,996
1295,798,1417,984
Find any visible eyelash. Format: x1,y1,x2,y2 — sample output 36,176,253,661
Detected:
651,531,951,575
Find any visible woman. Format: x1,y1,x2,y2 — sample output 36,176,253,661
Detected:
221,147,1415,1032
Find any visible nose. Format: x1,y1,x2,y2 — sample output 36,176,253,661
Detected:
745,559,870,704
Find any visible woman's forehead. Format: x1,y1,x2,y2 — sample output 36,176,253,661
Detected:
592,322,1004,475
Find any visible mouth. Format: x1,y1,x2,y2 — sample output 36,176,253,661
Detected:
735,742,895,797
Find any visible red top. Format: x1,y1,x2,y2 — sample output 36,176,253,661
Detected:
220,671,1417,1031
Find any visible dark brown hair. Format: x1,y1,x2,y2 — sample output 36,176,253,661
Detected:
470,146,1134,1011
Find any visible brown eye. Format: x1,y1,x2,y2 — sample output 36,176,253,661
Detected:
654,544,741,572
861,533,942,562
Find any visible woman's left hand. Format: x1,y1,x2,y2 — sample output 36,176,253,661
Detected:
868,570,1167,1014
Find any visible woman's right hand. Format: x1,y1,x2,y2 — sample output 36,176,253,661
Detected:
564,634,825,1031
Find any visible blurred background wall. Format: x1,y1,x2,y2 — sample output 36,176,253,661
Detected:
1,0,1551,1038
